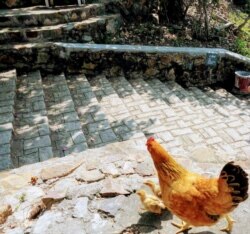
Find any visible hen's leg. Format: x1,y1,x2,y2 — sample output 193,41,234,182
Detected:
172,220,192,234
221,214,235,233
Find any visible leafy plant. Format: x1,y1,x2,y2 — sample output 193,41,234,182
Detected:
234,36,250,57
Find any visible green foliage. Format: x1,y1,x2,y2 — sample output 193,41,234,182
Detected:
19,193,26,203
229,11,250,34
234,36,250,57
229,9,250,57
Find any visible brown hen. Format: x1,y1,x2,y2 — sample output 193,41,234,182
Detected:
146,137,249,233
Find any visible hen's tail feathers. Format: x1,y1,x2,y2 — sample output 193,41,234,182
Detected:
220,162,249,206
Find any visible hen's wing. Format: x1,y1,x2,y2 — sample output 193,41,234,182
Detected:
203,162,248,215
169,162,249,216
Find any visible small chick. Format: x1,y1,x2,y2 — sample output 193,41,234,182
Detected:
0,204,12,224
144,180,161,198
136,189,165,214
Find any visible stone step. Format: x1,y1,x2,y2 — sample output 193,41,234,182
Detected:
0,69,17,170
189,86,250,124
67,74,118,148
89,75,145,141
43,73,88,157
109,75,189,154
209,87,250,117
167,84,250,158
0,14,121,44
11,71,53,167
0,4,105,27
146,78,249,158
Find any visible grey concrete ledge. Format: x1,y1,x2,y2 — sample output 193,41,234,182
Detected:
56,43,228,56
55,43,250,64
1,42,250,65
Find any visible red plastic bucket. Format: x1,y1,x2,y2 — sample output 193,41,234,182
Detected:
235,71,250,93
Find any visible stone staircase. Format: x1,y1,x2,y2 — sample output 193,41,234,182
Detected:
0,69,249,170
0,3,121,44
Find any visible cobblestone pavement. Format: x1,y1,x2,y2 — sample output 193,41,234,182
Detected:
43,74,87,157
0,70,249,170
0,70,16,170
89,75,144,141
67,74,118,148
11,71,53,167
0,70,249,233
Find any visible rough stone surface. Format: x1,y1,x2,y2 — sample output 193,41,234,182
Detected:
0,4,105,27
72,197,89,219
0,12,121,44
40,160,83,181
0,139,250,234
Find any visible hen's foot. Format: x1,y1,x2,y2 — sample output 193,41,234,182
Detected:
172,221,192,234
221,215,235,233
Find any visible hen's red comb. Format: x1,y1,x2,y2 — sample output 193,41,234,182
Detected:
146,136,155,145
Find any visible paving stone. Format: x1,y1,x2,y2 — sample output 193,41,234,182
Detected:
39,147,53,161
0,106,13,114
171,128,193,136
135,160,155,176
0,127,12,144
118,161,135,174
38,123,50,136
68,74,115,150
43,74,87,157
0,154,12,170
114,194,142,228
120,131,145,141
20,127,40,140
86,213,113,234
33,100,46,111
64,143,88,155
24,148,38,155
32,211,64,234
0,144,10,155
64,121,82,132
100,163,119,176
9,71,52,168
100,178,130,197
75,169,105,183
0,92,15,101
156,131,174,142
99,129,118,143
225,128,242,141
0,64,248,197
71,180,102,198
18,152,40,166
63,112,79,122
242,146,250,155
73,197,89,219
87,120,110,133
24,135,51,150
71,130,86,144
93,195,126,217
40,161,82,181
0,113,14,124
0,100,15,108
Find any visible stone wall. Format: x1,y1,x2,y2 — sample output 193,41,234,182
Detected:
0,0,82,8
1,0,155,23
0,43,250,87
